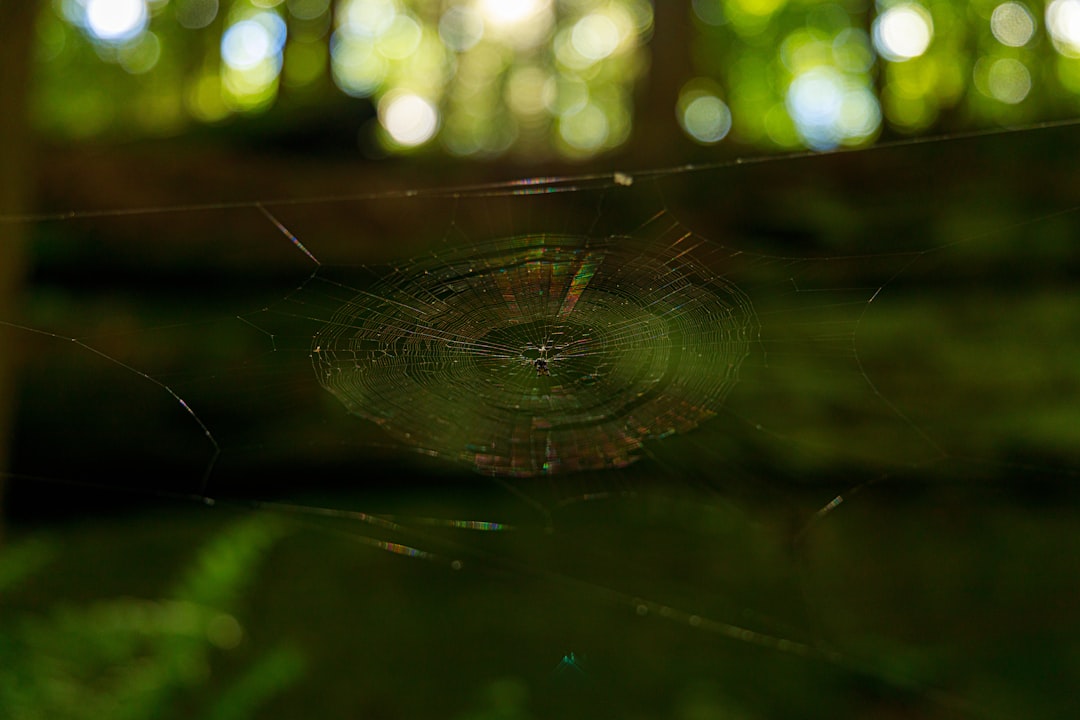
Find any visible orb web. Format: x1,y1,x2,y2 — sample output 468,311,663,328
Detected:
312,232,756,476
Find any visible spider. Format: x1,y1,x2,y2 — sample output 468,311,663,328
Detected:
534,357,550,376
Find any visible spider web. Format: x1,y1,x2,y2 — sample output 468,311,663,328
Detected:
306,216,756,477
4,125,1080,718
232,166,950,493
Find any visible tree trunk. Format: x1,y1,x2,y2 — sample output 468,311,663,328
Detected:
0,0,41,539
626,2,695,165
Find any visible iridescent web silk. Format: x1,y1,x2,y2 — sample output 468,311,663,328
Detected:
312,234,755,477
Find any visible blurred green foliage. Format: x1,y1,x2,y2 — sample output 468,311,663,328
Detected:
0,516,302,720
32,0,1080,157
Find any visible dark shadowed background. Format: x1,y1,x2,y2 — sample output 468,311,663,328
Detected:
2,2,1079,719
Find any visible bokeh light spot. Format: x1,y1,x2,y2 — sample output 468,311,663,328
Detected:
284,38,326,87
991,2,1036,47
786,67,880,149
175,0,219,30
288,0,331,21
86,0,148,42
118,31,161,74
341,0,397,37
787,68,842,140
477,0,552,49
571,13,621,61
987,57,1032,103
1048,0,1080,56
838,86,881,137
221,15,286,71
733,0,787,20
331,34,386,97
381,93,439,146
559,103,610,152
873,3,934,61
678,90,732,144
222,59,280,109
479,0,543,27
376,14,422,60
506,67,550,117
546,76,589,117
187,73,228,122
833,28,874,73
439,6,485,52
